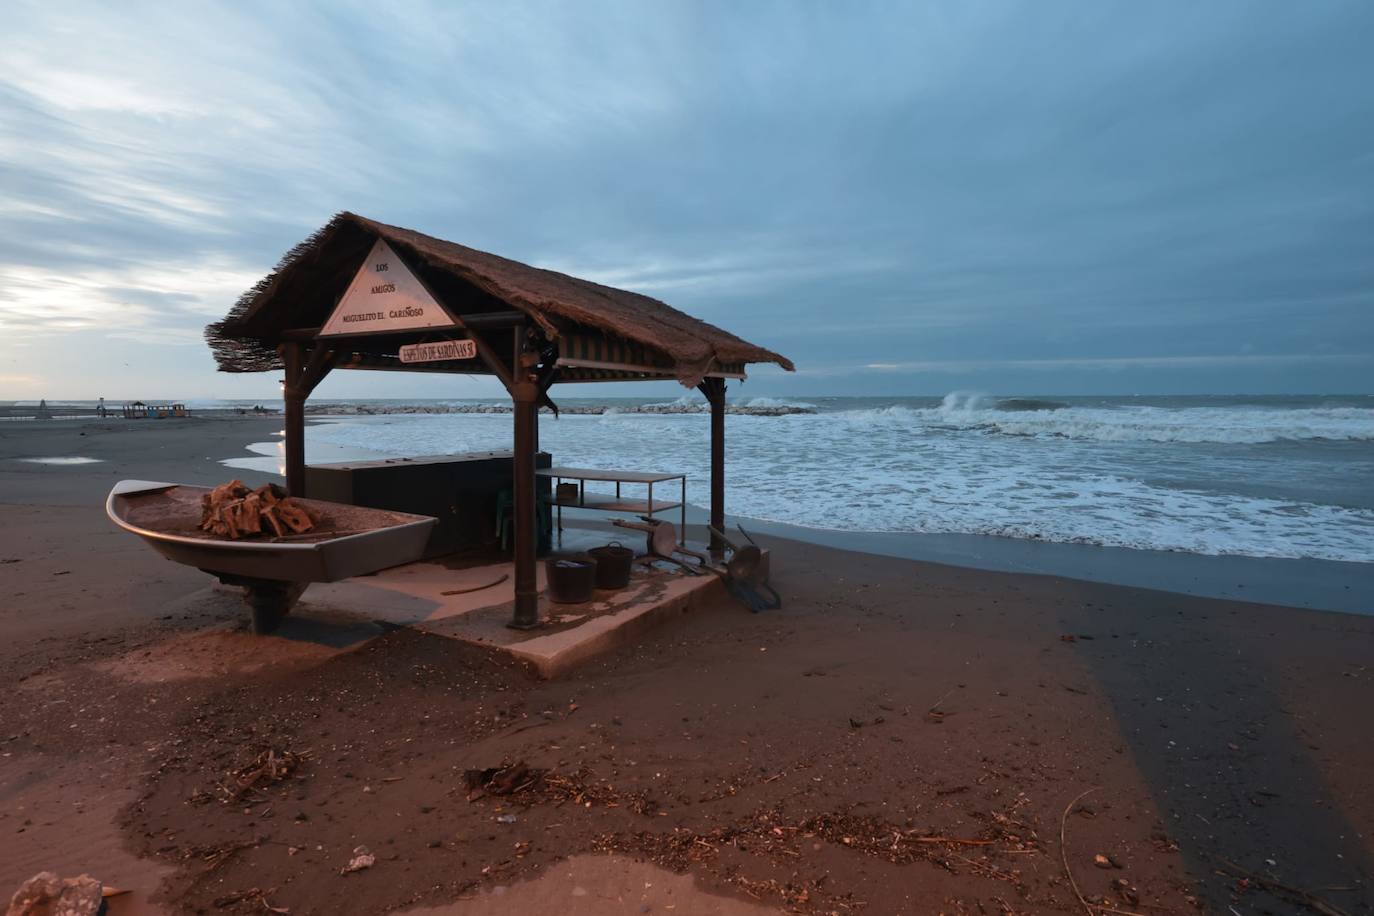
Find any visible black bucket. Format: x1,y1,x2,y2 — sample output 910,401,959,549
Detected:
587,542,634,590
544,555,596,603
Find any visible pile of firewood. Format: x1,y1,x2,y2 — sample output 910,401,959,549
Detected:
200,480,317,539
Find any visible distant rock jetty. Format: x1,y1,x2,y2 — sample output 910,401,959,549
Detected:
304,402,816,417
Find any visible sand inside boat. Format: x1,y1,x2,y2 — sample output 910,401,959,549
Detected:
118,485,427,544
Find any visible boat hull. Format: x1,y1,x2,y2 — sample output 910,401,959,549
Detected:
107,480,437,584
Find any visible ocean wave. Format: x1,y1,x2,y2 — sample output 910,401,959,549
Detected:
305,399,816,417
738,396,818,410
303,409,1374,563
926,391,1066,413
993,397,1069,412
936,407,1374,443
728,471,1374,563
826,393,1374,443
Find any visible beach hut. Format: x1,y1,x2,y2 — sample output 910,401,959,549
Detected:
206,212,792,628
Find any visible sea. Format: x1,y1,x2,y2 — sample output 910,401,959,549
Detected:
11,393,1373,564
210,392,1374,565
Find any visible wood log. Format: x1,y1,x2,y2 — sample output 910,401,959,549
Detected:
198,481,316,540
274,500,313,534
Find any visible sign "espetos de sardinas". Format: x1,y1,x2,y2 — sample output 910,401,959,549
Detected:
398,339,477,364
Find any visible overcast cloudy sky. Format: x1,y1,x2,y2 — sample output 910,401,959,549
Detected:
2,0,1371,400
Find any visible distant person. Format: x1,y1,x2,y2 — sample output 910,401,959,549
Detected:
37,398,50,419
97,397,107,418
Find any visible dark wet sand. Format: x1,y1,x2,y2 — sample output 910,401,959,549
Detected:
1,418,1371,915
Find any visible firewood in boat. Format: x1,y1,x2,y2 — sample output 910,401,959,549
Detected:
232,492,262,536
196,480,316,540
273,500,314,534
200,479,249,533
261,503,286,538
208,479,249,507
200,501,218,535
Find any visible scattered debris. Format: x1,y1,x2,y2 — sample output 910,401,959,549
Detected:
5,872,104,916
1059,787,1099,916
463,762,542,800
1217,858,1355,916
1112,877,1140,905
340,847,375,875
926,688,956,724
589,803,1037,911
212,887,289,912
220,748,310,802
439,573,510,596
185,839,259,874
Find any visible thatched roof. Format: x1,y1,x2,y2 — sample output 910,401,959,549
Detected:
207,212,792,385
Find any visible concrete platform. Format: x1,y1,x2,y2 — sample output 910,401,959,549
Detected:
294,534,764,677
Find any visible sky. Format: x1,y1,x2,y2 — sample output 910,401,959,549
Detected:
2,0,1372,401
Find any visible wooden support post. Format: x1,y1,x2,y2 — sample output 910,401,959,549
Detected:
281,342,307,497
699,377,727,559
279,342,336,498
509,326,540,629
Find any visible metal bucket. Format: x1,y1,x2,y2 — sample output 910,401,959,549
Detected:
587,542,633,590
544,555,596,603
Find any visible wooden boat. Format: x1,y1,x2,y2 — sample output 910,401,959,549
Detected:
107,480,436,632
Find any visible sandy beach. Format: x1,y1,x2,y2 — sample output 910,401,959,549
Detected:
1,417,1371,915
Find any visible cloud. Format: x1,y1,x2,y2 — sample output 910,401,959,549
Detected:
860,354,1374,373
0,258,261,340
1,1,1372,396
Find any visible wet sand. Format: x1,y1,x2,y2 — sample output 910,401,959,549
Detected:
1,418,1371,915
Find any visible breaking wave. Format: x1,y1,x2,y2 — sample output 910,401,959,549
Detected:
837,393,1374,444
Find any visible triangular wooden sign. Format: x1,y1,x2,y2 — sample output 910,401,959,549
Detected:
319,238,457,336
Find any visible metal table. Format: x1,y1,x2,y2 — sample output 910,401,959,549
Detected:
538,466,686,537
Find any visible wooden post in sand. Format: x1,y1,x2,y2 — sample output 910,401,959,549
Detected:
510,325,540,629
278,342,336,498
699,377,727,559
281,343,306,496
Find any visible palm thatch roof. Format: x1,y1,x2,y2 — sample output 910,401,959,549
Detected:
206,212,792,386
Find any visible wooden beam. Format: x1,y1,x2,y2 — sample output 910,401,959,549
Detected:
298,345,337,395
333,354,498,374
458,326,514,392
509,325,540,629
278,311,527,342
698,377,727,558
279,342,307,497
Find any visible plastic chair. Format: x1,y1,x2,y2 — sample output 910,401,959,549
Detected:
495,490,553,552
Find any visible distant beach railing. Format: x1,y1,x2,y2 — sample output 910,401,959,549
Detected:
0,403,94,420
0,402,190,419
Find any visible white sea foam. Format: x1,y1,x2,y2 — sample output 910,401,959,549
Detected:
738,396,818,410
642,394,705,410
835,400,1374,444
639,395,817,412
